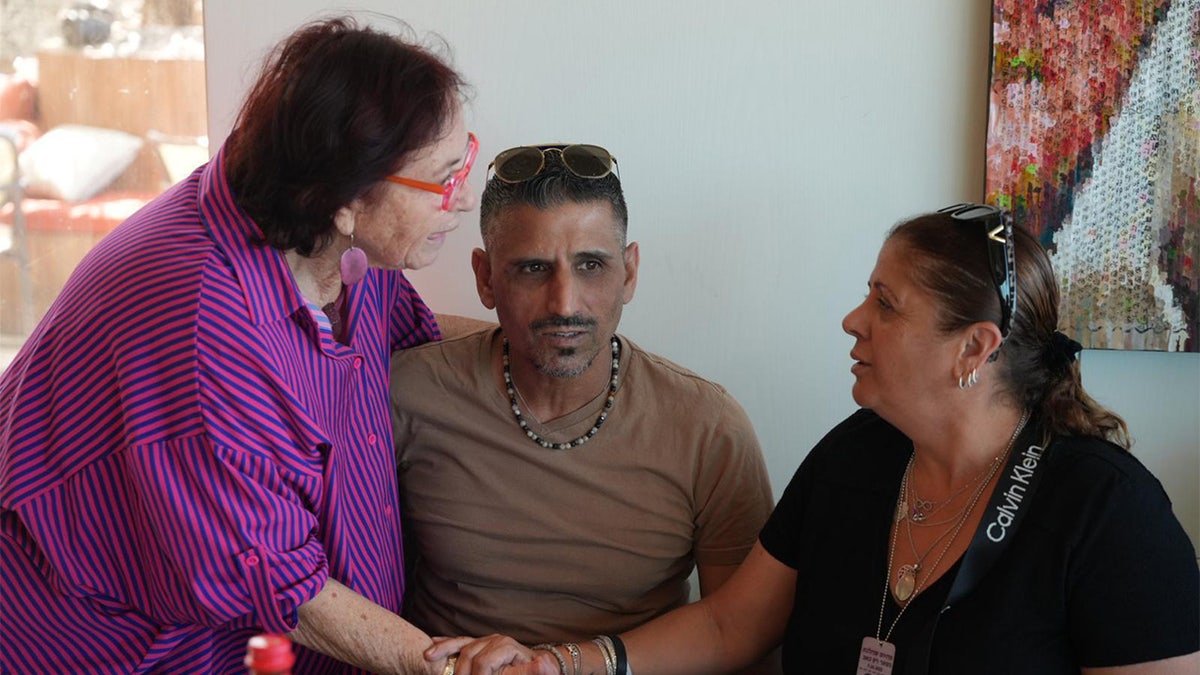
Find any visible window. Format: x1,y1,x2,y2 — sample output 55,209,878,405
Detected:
0,0,207,371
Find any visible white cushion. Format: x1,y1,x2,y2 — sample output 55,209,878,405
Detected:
19,124,143,202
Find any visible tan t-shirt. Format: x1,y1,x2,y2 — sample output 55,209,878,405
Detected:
391,328,773,643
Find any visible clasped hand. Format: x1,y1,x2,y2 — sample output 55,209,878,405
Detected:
427,634,561,675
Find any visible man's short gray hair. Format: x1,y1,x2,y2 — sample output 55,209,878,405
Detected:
479,150,628,248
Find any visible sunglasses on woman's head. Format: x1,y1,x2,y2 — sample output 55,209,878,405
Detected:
938,202,1017,340
488,143,618,183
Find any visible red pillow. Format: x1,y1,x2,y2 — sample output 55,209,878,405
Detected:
0,75,37,122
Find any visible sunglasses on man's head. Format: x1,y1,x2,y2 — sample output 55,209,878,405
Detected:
938,202,1017,341
488,143,618,183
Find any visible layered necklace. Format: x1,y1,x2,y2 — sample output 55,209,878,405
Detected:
885,410,1030,607
901,464,990,525
502,336,620,450
890,456,997,603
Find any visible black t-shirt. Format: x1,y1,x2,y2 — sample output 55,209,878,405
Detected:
759,409,1199,674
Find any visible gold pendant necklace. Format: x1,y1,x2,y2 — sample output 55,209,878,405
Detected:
894,564,917,602
892,463,992,601
884,410,1030,609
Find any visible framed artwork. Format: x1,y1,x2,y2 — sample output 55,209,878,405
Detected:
986,0,1199,351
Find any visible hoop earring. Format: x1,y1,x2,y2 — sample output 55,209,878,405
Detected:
958,368,978,390
340,232,367,286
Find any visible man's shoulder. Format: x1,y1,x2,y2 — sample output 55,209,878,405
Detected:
394,326,493,362
390,326,494,394
622,335,734,401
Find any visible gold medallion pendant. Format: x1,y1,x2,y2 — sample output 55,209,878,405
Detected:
894,564,917,602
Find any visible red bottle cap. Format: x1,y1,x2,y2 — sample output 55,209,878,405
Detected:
245,633,295,673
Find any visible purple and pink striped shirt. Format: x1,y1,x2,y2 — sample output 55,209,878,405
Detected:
0,147,440,673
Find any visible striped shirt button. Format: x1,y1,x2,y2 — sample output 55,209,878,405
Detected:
245,555,260,566
352,357,363,369
367,433,378,445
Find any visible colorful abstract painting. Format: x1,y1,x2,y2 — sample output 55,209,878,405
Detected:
986,0,1200,351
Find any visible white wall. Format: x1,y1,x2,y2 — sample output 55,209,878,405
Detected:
204,0,1199,551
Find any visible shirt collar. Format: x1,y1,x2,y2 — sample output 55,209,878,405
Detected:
197,144,307,326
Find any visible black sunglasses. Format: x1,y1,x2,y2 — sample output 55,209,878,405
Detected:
937,203,1017,341
488,143,618,183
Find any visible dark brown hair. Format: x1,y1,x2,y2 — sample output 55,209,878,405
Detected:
224,16,465,255
890,212,1130,447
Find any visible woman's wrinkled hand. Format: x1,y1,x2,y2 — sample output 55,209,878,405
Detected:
425,634,560,675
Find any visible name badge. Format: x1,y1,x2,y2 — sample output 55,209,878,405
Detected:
857,636,895,675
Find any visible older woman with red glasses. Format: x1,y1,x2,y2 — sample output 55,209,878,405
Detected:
436,205,1198,675
0,16,477,675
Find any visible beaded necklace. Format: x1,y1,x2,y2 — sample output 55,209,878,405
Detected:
502,336,620,450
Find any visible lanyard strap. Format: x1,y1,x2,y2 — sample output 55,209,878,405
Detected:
909,420,1052,674
943,420,1050,609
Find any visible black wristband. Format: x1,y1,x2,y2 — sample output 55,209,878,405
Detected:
608,634,628,675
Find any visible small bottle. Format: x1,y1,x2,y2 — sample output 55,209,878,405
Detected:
245,633,295,675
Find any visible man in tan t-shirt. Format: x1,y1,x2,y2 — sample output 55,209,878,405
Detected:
391,143,773,647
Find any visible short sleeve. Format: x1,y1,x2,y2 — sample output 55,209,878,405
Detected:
1067,464,1199,666
692,394,774,567
25,436,328,634
759,409,893,570
758,457,814,570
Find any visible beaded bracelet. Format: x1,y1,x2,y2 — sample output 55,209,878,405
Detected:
562,642,583,674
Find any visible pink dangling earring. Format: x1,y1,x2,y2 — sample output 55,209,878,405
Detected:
340,232,367,286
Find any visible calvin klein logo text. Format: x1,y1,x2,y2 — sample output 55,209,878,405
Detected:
985,444,1045,542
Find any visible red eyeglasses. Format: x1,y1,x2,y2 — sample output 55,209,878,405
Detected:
386,131,478,211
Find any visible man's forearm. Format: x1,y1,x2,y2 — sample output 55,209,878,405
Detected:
290,577,444,674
